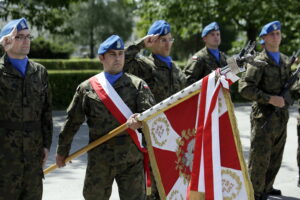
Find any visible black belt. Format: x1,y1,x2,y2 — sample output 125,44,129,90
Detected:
0,120,41,131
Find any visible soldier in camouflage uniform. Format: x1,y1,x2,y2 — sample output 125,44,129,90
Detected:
0,18,53,200
124,20,186,103
124,20,186,199
56,35,155,200
297,101,300,187
184,22,227,85
291,57,300,187
292,78,300,187
239,21,291,200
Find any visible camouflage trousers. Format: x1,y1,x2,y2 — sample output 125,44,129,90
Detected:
0,160,43,200
0,129,44,200
248,109,288,197
83,158,146,200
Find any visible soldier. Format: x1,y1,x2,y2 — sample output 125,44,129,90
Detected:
56,35,155,200
124,20,186,103
239,21,291,200
183,22,227,85
124,20,186,199
0,18,53,199
293,75,300,188
297,108,300,187
297,101,300,187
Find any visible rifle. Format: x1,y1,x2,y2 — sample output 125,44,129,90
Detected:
225,41,268,75
287,48,300,68
236,41,256,67
262,62,300,129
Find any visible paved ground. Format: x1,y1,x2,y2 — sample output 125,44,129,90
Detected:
42,104,300,200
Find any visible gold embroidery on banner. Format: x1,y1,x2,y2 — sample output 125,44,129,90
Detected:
151,117,170,146
168,190,184,200
222,169,242,200
175,128,196,184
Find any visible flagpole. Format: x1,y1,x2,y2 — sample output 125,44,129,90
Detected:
44,123,127,175
44,56,244,175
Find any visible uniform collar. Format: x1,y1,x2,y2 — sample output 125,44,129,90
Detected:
261,49,283,66
204,47,220,64
151,53,173,69
153,54,172,69
112,73,130,89
0,54,37,78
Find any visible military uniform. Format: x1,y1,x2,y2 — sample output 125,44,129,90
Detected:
183,47,227,85
293,86,300,186
57,73,155,200
0,54,53,200
239,49,291,197
297,101,300,182
124,41,186,103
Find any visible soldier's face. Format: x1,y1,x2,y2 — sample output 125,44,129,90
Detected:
6,29,31,59
99,49,125,74
152,33,173,57
263,30,281,49
203,30,221,49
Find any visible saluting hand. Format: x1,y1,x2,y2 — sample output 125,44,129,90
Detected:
0,27,17,52
143,34,160,49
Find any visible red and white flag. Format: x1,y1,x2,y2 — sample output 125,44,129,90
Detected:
142,70,254,200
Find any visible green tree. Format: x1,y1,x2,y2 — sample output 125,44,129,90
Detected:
0,0,82,34
133,0,300,55
70,0,134,58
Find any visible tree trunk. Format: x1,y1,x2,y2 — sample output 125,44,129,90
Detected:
89,27,95,58
246,25,258,44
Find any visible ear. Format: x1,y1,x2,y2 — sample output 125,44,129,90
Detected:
98,55,104,63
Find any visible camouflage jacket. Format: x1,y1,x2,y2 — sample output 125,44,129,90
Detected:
57,73,155,165
239,49,291,107
124,40,186,103
183,47,227,86
0,54,53,151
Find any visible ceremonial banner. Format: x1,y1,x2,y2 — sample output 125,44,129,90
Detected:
142,71,254,200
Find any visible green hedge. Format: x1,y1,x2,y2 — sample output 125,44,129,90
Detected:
33,59,102,70
29,37,74,59
49,70,100,109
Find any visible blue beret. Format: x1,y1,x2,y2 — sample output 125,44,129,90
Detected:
259,21,281,37
147,20,171,36
98,35,124,55
0,18,28,40
202,22,219,38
